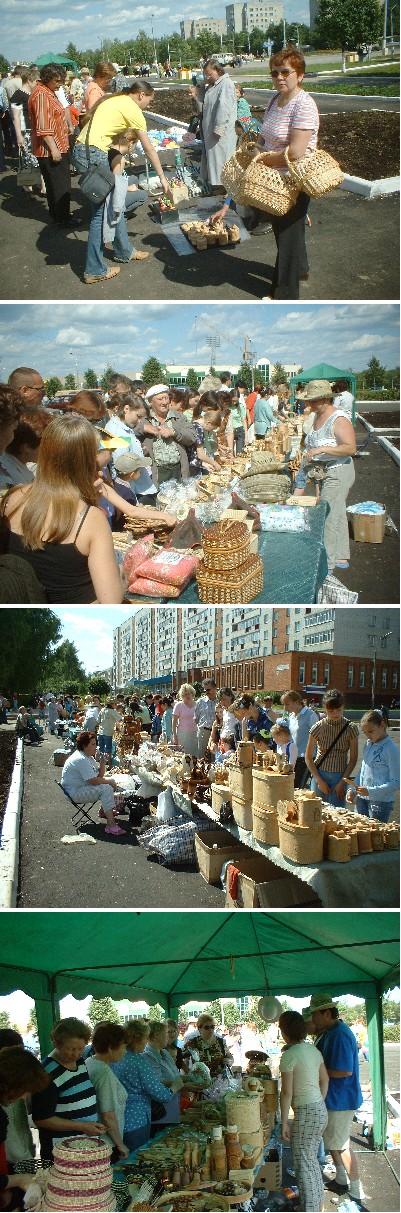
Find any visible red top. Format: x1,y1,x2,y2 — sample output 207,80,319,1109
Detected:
28,83,69,157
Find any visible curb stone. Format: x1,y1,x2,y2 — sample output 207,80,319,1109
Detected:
0,738,24,908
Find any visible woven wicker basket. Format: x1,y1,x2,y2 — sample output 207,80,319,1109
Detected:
241,152,299,215
252,805,279,847
250,451,286,473
239,471,290,505
225,1092,261,1135
327,832,351,863
279,819,325,864
221,141,257,204
196,554,263,604
284,144,344,197
202,520,250,571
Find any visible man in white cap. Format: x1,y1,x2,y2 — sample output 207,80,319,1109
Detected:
303,993,364,1205
136,385,197,487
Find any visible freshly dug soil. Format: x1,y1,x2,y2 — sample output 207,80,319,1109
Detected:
150,90,399,179
0,731,17,837
359,410,400,428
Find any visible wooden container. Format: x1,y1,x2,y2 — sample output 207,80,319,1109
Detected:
229,765,253,800
279,819,325,865
252,769,294,811
384,824,400,849
231,792,253,832
296,793,324,826
260,1079,278,1113
348,830,359,857
195,830,247,885
327,832,351,862
252,805,279,847
357,828,373,853
225,1093,261,1135
211,784,233,815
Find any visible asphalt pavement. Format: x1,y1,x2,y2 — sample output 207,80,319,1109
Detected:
15,724,399,909
0,159,399,300
333,420,400,604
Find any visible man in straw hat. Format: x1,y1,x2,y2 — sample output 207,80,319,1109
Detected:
303,993,364,1205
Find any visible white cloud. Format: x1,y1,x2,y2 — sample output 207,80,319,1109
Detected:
55,327,91,347
345,334,395,351
36,15,77,30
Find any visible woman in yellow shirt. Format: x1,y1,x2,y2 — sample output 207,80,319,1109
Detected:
73,80,173,283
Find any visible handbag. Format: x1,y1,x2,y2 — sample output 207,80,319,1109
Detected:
17,149,42,188
301,717,352,788
78,109,115,204
284,144,344,197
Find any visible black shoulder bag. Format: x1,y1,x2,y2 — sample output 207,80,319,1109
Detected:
78,106,115,204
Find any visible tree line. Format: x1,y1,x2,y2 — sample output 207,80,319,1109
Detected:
0,609,112,700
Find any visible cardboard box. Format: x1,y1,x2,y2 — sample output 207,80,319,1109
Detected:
351,510,386,543
225,852,321,908
195,829,247,885
255,1158,282,1192
53,749,68,767
287,494,318,507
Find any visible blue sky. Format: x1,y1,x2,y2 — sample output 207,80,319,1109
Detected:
1,304,399,383
55,607,137,671
2,0,310,64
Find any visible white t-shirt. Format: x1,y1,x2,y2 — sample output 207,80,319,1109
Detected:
332,390,354,420
276,739,298,766
280,1041,323,1107
61,750,98,793
221,707,237,739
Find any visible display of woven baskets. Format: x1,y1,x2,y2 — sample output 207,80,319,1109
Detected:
202,520,250,571
239,470,291,505
327,832,351,863
221,141,258,204
284,144,344,197
252,805,280,847
241,152,299,215
196,554,263,603
123,516,171,544
278,818,325,864
253,769,294,811
225,1092,261,1135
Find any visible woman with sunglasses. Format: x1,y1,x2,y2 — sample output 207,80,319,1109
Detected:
182,1015,233,1080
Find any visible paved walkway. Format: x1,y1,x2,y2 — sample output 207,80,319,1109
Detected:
0,163,398,300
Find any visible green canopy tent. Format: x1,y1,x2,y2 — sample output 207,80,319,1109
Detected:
1,911,398,1149
34,54,79,73
290,362,357,423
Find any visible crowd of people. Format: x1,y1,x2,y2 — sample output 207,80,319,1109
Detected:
0,988,369,1212
0,364,360,602
2,47,328,298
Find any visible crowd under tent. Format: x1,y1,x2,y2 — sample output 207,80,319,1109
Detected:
1,911,399,1150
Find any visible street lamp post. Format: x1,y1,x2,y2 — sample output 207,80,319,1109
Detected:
151,13,158,74
282,16,286,47
371,632,392,708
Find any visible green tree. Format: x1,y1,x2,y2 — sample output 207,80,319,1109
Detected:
64,373,76,391
314,0,382,52
0,610,61,695
27,1008,38,1034
45,376,63,397
270,362,289,386
249,27,266,55
0,1011,11,1029
64,42,81,67
87,997,121,1028
141,356,166,387
87,675,111,697
83,368,98,388
195,31,219,58
100,366,117,391
382,998,400,1023
365,355,387,389
44,640,87,694
133,31,154,63
236,363,253,391
0,55,10,75
147,1003,166,1021
185,368,200,390
264,22,287,52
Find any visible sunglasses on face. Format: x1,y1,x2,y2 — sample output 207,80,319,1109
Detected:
271,68,295,78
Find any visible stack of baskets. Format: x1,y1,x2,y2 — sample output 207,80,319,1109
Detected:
123,515,172,544
196,520,263,603
250,450,286,474
252,756,294,848
239,469,291,505
277,797,325,865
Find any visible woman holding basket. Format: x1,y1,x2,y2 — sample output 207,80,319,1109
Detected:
215,48,319,300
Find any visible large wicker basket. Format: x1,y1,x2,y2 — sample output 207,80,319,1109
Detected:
196,554,263,603
225,1092,261,1135
250,451,286,473
252,805,279,847
279,818,325,865
202,520,250,571
239,471,291,505
284,144,344,198
221,141,257,204
241,152,299,215
231,792,253,832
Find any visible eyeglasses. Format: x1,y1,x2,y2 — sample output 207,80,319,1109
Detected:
27,383,45,392
271,68,295,78
201,1022,214,1028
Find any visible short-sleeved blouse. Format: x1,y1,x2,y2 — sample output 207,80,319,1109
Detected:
259,91,319,174
172,701,197,732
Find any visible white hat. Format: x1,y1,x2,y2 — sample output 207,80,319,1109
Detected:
145,383,170,400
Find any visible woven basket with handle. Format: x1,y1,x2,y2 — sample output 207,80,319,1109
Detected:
239,470,291,504
284,144,344,198
220,140,258,203
240,150,299,215
196,553,263,603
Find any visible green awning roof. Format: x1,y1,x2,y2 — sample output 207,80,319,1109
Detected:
290,362,356,397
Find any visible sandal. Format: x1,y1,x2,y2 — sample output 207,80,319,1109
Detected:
335,561,349,569
105,824,126,835
84,267,121,284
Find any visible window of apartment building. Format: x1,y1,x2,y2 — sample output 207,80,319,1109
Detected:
258,661,264,686
285,643,289,652
231,669,237,689
251,665,257,689
295,622,300,632
347,664,354,688
359,666,365,688
272,645,277,654
392,669,398,689
312,662,318,685
381,635,388,649
286,626,290,634
244,664,250,688
294,640,299,651
381,668,388,689
238,666,243,689
299,662,305,685
273,628,277,638
324,662,330,685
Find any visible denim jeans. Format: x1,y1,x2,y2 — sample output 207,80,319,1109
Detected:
73,143,146,277
311,768,347,808
97,733,113,755
356,796,393,823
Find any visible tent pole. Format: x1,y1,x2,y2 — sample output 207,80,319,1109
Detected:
35,978,60,1058
365,983,387,1150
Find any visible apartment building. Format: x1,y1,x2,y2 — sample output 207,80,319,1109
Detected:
180,17,227,38
226,1,284,34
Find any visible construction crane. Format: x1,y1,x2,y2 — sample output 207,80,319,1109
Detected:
194,313,258,385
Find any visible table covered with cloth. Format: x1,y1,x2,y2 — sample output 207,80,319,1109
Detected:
193,801,399,909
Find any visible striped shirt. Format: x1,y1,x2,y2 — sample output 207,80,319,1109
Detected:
308,717,359,773
28,83,69,157
259,90,319,174
31,1054,98,1161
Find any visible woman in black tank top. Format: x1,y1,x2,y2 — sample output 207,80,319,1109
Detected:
2,414,123,603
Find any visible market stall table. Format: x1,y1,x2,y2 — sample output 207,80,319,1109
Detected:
192,799,399,909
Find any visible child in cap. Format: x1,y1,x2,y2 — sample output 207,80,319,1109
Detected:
270,719,298,766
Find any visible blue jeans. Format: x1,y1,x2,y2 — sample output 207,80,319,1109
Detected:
97,733,113,755
356,796,393,823
73,143,146,278
311,768,347,808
